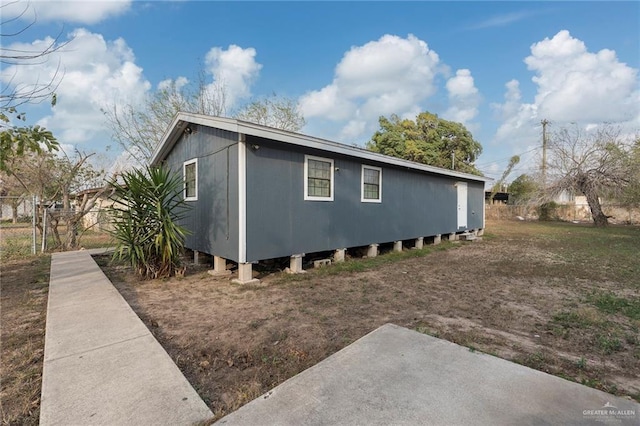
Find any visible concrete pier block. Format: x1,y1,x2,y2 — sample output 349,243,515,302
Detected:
232,263,260,285
393,241,403,252
449,233,457,241
287,254,306,274
478,228,484,236
367,244,379,258
193,250,200,264
208,256,231,277
334,249,346,263
433,234,441,245
414,237,424,250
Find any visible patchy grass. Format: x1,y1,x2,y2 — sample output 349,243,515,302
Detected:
587,292,640,320
0,225,112,260
0,256,50,425
99,219,640,420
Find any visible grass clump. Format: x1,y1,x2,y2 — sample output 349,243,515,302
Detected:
587,292,640,320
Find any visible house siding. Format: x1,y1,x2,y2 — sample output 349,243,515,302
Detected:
163,124,240,261
244,136,484,262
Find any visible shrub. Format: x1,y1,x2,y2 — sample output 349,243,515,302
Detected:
538,201,559,221
108,166,190,279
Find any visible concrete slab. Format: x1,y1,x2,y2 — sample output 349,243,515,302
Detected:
41,250,212,425
217,324,639,426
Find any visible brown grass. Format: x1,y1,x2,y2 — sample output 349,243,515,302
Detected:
0,256,50,425
98,219,640,420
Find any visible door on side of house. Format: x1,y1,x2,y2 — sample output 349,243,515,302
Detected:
457,182,467,229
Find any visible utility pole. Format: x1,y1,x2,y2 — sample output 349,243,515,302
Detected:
451,151,455,170
541,119,549,187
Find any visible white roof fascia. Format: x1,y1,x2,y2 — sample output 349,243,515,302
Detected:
150,112,491,183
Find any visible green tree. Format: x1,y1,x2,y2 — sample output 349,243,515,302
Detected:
508,174,538,204
366,112,483,175
1,108,59,172
109,166,190,279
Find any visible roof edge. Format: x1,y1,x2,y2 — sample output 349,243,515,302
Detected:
150,112,491,183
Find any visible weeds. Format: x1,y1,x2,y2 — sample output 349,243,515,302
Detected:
597,334,623,355
587,292,640,320
576,356,587,370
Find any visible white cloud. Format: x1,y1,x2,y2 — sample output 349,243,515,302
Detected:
526,30,638,123
444,69,480,125
158,76,189,91
2,0,132,24
492,30,639,156
0,28,151,146
205,45,262,109
299,34,444,143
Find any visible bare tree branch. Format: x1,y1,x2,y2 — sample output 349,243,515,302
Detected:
546,124,634,226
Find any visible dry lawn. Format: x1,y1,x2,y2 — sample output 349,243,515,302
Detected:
0,256,50,425
98,219,640,420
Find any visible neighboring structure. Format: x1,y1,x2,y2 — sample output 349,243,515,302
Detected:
151,113,490,283
76,187,117,232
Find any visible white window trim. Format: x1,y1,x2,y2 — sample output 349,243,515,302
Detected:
183,158,198,201
304,155,334,201
361,165,382,203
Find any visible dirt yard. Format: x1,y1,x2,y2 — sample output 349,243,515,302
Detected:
97,220,640,421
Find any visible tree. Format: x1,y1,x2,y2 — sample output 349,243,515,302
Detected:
104,71,305,165
1,109,59,172
103,76,227,165
4,148,109,250
235,94,305,132
508,174,538,205
489,155,520,203
617,137,640,209
1,1,66,171
547,124,635,226
1,1,68,110
366,112,483,175
108,166,190,279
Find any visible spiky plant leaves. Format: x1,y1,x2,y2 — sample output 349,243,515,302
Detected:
108,166,191,279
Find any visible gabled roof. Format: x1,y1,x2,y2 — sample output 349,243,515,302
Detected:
150,112,491,183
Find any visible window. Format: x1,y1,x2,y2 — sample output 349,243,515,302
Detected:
361,165,382,202
304,155,334,201
183,158,198,201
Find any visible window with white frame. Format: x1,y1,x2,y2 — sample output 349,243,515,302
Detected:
183,158,198,201
361,165,382,202
304,155,334,201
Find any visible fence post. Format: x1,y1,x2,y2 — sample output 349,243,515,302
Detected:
32,195,37,255
41,207,47,253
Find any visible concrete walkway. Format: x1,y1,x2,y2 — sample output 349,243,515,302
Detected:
40,249,213,425
40,250,639,426
217,324,639,426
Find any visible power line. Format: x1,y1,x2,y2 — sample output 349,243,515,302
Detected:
474,146,540,168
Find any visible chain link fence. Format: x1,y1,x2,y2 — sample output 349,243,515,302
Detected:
0,195,38,257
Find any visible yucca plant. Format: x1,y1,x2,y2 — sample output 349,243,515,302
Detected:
108,166,191,279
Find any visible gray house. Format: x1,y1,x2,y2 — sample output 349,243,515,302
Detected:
151,113,490,284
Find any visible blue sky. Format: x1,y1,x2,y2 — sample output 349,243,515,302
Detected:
2,1,639,180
